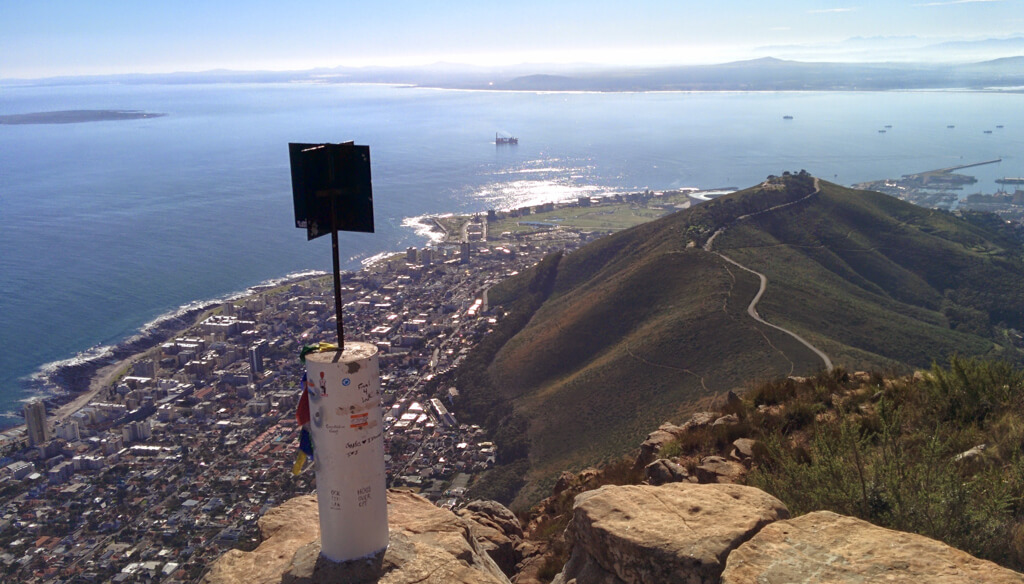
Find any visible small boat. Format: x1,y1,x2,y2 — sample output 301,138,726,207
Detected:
947,125,955,129
878,130,886,133
984,130,993,134
996,125,1004,128
783,115,793,120
884,125,892,128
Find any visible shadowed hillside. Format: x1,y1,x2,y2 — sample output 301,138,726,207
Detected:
458,173,1024,507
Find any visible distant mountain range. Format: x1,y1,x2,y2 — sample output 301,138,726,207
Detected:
487,57,1024,92
453,175,1024,506
754,35,1024,64
6,56,1024,92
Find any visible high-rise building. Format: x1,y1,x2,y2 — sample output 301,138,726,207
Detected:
406,246,418,263
55,420,81,442
249,340,267,375
24,399,50,446
132,358,156,378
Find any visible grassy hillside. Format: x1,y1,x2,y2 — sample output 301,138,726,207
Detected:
716,180,1023,369
459,174,1024,506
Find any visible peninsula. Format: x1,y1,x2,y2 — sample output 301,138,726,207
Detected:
0,109,166,125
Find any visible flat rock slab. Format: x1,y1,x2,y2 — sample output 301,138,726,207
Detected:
556,482,789,584
722,510,1024,584
204,491,510,584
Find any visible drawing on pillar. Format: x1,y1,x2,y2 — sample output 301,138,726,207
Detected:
319,371,328,397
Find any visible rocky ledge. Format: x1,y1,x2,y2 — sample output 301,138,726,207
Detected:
553,482,789,584
722,510,1024,584
202,490,512,584
553,482,1024,584
204,481,1024,584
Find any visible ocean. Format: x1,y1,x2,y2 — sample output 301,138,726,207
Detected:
1,83,1022,426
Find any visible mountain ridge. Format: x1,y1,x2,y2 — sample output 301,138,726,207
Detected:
456,173,1023,506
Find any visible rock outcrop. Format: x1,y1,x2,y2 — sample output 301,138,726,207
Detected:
553,482,790,584
722,511,1024,584
455,499,525,576
694,455,746,484
204,495,320,584
643,458,689,486
204,483,1024,584
634,413,718,468
203,490,510,584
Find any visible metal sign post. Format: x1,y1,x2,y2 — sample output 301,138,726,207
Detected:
289,142,374,349
289,142,388,563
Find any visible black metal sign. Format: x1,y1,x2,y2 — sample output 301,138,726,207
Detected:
289,142,374,240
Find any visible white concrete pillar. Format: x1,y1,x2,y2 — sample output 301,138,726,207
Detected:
304,343,389,561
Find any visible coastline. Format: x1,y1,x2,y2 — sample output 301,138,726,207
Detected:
6,184,736,432
5,271,329,433
11,212,460,434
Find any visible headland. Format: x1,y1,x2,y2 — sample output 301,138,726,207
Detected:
0,109,166,125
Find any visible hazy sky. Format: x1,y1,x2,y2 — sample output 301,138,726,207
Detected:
2,0,1022,78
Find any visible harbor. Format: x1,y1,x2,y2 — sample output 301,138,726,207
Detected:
853,159,1024,222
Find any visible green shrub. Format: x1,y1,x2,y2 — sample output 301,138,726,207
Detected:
748,357,1024,570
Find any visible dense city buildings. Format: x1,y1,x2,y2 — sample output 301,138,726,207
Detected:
0,217,589,583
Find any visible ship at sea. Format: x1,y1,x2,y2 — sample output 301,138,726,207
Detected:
495,133,518,145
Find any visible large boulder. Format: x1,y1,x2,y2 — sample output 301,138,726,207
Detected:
730,438,757,462
204,490,511,584
721,510,1024,584
634,423,686,468
643,458,689,486
456,500,525,576
554,482,789,584
694,455,746,484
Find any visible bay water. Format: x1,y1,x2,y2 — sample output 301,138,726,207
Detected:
1,83,1021,426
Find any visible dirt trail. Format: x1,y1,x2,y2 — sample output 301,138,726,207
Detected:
704,178,834,372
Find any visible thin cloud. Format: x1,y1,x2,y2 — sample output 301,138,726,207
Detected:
914,0,1002,5
808,7,857,13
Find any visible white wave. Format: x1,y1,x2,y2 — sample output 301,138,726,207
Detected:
400,213,453,244
30,344,117,380
136,270,327,336
360,251,398,268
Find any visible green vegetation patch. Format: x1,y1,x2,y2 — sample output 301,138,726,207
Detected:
748,358,1024,570
489,203,671,238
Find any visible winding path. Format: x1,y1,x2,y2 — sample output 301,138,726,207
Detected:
704,178,834,372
